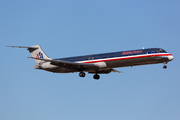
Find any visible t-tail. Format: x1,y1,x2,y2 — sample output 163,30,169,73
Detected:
27,45,51,64
7,45,51,64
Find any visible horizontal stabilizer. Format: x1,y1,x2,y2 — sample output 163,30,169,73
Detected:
7,46,38,49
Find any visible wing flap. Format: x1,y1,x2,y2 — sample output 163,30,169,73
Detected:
111,69,122,73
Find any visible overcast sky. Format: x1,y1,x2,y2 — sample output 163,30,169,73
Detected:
1,0,180,120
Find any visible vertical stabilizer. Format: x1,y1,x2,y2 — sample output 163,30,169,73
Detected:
7,45,51,64
27,45,51,64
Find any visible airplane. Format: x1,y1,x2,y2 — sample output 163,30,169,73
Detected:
7,45,174,80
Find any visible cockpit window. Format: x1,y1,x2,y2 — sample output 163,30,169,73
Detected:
158,49,166,53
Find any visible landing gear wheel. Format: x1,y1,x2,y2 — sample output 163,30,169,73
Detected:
163,65,167,69
79,72,86,77
93,74,100,80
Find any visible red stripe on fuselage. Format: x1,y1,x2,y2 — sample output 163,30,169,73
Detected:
81,53,172,64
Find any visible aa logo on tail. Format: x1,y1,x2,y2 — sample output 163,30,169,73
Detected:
36,52,44,59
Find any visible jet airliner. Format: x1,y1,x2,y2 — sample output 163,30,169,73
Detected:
8,45,173,80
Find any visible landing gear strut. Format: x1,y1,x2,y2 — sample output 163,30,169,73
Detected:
93,74,100,80
163,62,167,69
79,72,86,77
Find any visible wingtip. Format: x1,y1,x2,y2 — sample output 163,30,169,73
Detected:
111,69,123,73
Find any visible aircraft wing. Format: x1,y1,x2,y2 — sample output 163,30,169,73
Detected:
28,57,99,71
111,69,122,73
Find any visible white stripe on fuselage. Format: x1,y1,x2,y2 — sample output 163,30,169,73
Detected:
76,53,172,64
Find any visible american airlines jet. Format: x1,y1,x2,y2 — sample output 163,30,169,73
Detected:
8,45,173,80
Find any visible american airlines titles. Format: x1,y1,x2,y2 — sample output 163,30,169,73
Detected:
121,50,142,55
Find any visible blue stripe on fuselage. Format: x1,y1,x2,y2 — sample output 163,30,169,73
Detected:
54,48,167,62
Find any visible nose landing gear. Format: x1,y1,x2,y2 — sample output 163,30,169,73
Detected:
163,62,167,69
163,65,167,69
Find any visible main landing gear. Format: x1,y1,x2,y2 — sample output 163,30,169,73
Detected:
79,72,100,80
79,72,86,77
93,74,100,80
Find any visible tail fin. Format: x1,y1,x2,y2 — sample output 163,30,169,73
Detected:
7,45,51,64
27,45,51,64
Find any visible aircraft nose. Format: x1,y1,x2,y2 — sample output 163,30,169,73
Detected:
168,55,174,61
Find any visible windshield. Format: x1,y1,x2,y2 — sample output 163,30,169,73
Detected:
158,49,166,53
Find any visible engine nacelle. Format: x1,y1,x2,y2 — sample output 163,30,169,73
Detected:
34,64,41,69
93,62,107,68
41,62,57,69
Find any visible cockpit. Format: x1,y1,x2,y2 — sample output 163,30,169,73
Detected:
147,48,167,54
158,49,166,53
